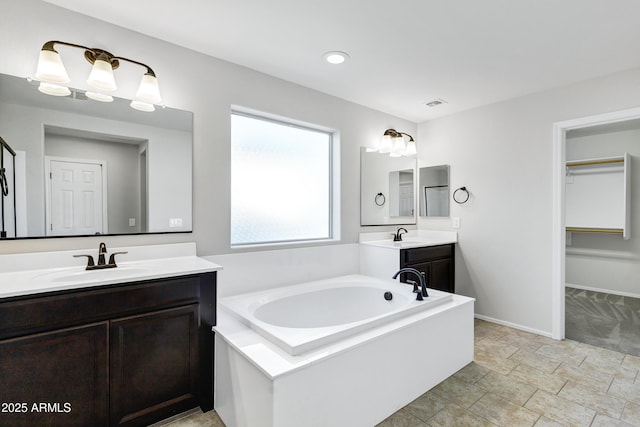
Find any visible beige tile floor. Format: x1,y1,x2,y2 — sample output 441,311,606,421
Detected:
159,319,640,426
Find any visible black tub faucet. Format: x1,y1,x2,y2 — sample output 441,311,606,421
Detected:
392,227,408,241
392,268,428,300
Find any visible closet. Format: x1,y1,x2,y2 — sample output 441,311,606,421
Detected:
564,119,640,355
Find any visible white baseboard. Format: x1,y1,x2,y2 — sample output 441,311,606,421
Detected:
474,314,554,339
565,283,640,299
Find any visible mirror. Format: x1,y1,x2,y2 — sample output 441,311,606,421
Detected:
418,165,450,217
0,73,192,238
360,147,417,225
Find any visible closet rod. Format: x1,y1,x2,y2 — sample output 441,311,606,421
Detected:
566,158,623,168
566,227,623,234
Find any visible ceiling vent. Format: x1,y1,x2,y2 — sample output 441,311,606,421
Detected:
73,90,88,100
424,98,447,108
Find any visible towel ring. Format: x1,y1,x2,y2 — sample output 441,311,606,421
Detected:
375,193,386,206
453,187,469,204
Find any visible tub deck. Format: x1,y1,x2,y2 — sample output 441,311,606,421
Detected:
214,275,474,427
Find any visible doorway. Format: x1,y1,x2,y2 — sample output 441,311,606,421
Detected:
552,106,640,342
45,157,108,236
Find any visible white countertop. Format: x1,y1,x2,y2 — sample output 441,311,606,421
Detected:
359,229,457,249
0,242,222,299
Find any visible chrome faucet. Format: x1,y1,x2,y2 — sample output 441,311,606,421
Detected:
392,268,428,300
392,227,408,242
74,242,128,270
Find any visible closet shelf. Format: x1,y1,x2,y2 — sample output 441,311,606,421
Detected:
565,153,631,240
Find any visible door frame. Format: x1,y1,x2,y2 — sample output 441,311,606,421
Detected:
551,106,640,340
44,156,109,236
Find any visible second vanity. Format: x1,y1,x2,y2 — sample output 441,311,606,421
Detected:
0,242,222,427
360,230,457,293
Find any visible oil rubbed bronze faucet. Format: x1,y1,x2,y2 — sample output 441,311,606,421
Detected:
74,242,128,270
392,227,408,242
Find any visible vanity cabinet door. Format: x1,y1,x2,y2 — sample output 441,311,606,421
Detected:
400,244,455,293
0,322,109,427
110,304,199,427
430,258,454,293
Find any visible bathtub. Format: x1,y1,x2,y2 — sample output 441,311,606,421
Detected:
214,274,474,427
219,274,453,355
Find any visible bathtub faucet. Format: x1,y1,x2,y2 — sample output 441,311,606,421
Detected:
392,268,428,300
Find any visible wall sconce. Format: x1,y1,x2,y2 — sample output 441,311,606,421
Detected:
34,40,162,112
367,129,416,157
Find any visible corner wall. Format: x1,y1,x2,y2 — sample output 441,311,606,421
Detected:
418,68,640,335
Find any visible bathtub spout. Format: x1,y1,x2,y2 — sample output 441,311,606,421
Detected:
392,268,428,299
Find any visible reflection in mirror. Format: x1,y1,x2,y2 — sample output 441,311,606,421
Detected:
0,73,193,239
360,148,417,226
419,165,450,217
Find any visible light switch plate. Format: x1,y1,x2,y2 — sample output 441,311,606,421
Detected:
452,217,461,228
169,218,183,227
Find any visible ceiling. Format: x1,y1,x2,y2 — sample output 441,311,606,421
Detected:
42,0,640,123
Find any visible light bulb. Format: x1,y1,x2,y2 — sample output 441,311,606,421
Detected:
38,82,71,96
134,73,161,104
87,58,117,91
35,49,70,84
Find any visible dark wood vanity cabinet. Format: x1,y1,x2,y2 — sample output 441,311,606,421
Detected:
400,244,455,293
0,272,216,427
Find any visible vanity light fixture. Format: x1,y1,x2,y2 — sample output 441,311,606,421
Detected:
34,40,162,112
371,129,416,157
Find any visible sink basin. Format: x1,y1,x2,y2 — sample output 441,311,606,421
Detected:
34,266,151,283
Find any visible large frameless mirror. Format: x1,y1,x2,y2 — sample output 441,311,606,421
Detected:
0,73,193,239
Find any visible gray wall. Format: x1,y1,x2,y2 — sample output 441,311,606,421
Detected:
418,68,640,335
0,0,415,254
45,133,141,234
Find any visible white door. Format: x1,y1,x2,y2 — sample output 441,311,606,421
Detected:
48,159,104,236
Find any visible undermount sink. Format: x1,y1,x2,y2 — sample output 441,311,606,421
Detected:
33,266,152,283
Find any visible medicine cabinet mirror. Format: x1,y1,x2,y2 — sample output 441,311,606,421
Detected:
360,147,417,226
418,164,450,217
0,73,193,239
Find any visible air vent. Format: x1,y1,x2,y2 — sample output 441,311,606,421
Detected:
73,90,88,100
424,98,448,108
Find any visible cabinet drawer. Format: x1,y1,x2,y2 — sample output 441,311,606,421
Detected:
0,276,201,339
402,244,453,265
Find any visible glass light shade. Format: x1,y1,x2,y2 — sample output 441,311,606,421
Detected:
390,135,405,156
87,59,117,91
85,91,114,102
404,139,417,156
130,100,155,112
134,73,162,104
378,134,393,153
35,50,70,84
38,82,71,97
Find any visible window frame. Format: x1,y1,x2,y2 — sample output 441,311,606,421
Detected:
230,110,336,247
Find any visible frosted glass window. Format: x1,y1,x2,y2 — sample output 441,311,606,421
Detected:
231,113,332,245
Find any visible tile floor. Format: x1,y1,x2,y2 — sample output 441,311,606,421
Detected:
158,319,640,426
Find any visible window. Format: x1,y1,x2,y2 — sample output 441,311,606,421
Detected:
231,112,334,245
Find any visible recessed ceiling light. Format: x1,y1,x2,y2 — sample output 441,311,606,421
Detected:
323,51,349,65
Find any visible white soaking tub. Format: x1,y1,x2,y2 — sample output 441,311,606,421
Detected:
219,274,453,355
214,274,474,427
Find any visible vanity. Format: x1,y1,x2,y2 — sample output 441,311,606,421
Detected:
360,231,457,293
0,243,221,427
